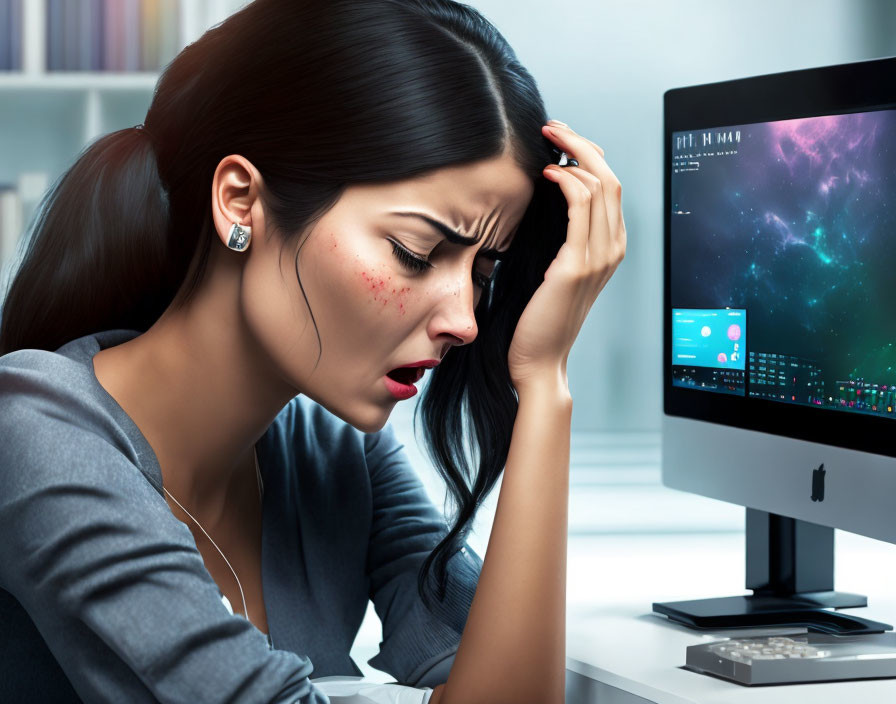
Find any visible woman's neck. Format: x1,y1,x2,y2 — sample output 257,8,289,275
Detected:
91,267,297,514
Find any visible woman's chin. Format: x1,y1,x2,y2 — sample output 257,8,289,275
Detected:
318,396,392,435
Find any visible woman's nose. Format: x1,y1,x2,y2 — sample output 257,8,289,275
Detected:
429,279,479,347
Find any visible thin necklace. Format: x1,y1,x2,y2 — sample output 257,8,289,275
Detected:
162,448,264,633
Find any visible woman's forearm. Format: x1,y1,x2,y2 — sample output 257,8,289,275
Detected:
432,375,572,704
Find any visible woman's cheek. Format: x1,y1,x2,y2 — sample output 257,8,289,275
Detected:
359,268,413,316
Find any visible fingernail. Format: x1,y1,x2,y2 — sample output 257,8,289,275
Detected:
547,119,567,127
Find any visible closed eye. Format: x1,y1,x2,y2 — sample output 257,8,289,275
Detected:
388,239,431,273
388,239,495,288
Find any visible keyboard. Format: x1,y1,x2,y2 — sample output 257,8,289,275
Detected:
685,633,896,685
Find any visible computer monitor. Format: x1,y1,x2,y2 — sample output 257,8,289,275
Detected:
656,55,896,634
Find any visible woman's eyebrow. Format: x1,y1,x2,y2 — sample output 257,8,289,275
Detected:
392,211,509,260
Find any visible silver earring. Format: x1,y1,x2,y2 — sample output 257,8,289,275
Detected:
226,222,252,251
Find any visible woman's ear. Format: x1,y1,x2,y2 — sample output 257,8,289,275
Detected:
211,155,266,249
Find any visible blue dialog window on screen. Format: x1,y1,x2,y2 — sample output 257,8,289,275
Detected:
672,308,746,396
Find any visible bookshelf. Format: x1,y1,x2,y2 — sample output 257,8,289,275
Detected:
0,0,251,300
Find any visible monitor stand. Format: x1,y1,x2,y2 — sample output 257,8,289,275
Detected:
652,509,893,634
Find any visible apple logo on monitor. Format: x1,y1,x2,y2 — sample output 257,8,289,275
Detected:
811,463,826,502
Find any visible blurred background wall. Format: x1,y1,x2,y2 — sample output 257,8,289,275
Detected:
461,0,896,432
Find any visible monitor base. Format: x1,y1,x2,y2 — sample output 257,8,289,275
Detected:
653,593,893,634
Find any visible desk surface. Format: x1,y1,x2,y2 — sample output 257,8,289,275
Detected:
565,603,896,703
562,524,896,704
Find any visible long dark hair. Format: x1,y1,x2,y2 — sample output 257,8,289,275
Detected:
0,0,568,611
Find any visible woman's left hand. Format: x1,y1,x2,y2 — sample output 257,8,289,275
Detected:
506,121,627,392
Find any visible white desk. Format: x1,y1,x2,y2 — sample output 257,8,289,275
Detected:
561,527,896,704
564,603,896,703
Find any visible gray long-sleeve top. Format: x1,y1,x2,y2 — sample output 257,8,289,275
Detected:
0,329,482,702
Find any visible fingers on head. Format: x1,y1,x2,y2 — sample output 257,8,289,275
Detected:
552,166,596,209
559,165,601,197
587,139,605,157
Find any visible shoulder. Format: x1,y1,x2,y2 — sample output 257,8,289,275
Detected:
0,329,140,416
0,346,148,486
0,344,89,388
0,346,103,427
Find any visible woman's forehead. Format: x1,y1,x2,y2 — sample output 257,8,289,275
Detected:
347,155,534,232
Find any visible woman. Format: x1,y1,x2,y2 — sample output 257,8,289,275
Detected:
0,0,625,702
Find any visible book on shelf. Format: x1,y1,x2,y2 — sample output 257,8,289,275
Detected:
0,171,49,274
37,0,182,73
0,0,180,72
0,0,23,71
0,186,23,275
1,1,256,75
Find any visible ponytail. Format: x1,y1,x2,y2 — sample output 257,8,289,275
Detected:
0,127,179,355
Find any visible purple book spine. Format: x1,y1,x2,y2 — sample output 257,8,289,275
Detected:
79,0,90,70
10,0,22,71
46,0,56,71
90,0,103,71
63,0,79,70
103,0,120,71
123,0,140,72
0,0,11,71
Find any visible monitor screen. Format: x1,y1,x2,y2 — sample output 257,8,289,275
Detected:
670,110,896,420
662,56,896,546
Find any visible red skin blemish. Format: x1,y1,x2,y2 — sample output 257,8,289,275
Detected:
361,271,393,304
359,272,412,313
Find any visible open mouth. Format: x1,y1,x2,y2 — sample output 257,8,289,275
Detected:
386,367,425,385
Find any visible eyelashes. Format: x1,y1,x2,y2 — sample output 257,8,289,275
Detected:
388,239,430,273
388,239,494,289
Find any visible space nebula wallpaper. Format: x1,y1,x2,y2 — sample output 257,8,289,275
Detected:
670,109,896,419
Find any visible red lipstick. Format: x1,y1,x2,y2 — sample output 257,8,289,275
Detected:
384,375,419,400
383,359,440,401
393,359,440,370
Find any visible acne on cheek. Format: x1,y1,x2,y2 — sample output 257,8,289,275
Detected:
359,271,412,315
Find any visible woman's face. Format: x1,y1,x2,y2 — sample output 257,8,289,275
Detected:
239,151,534,433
